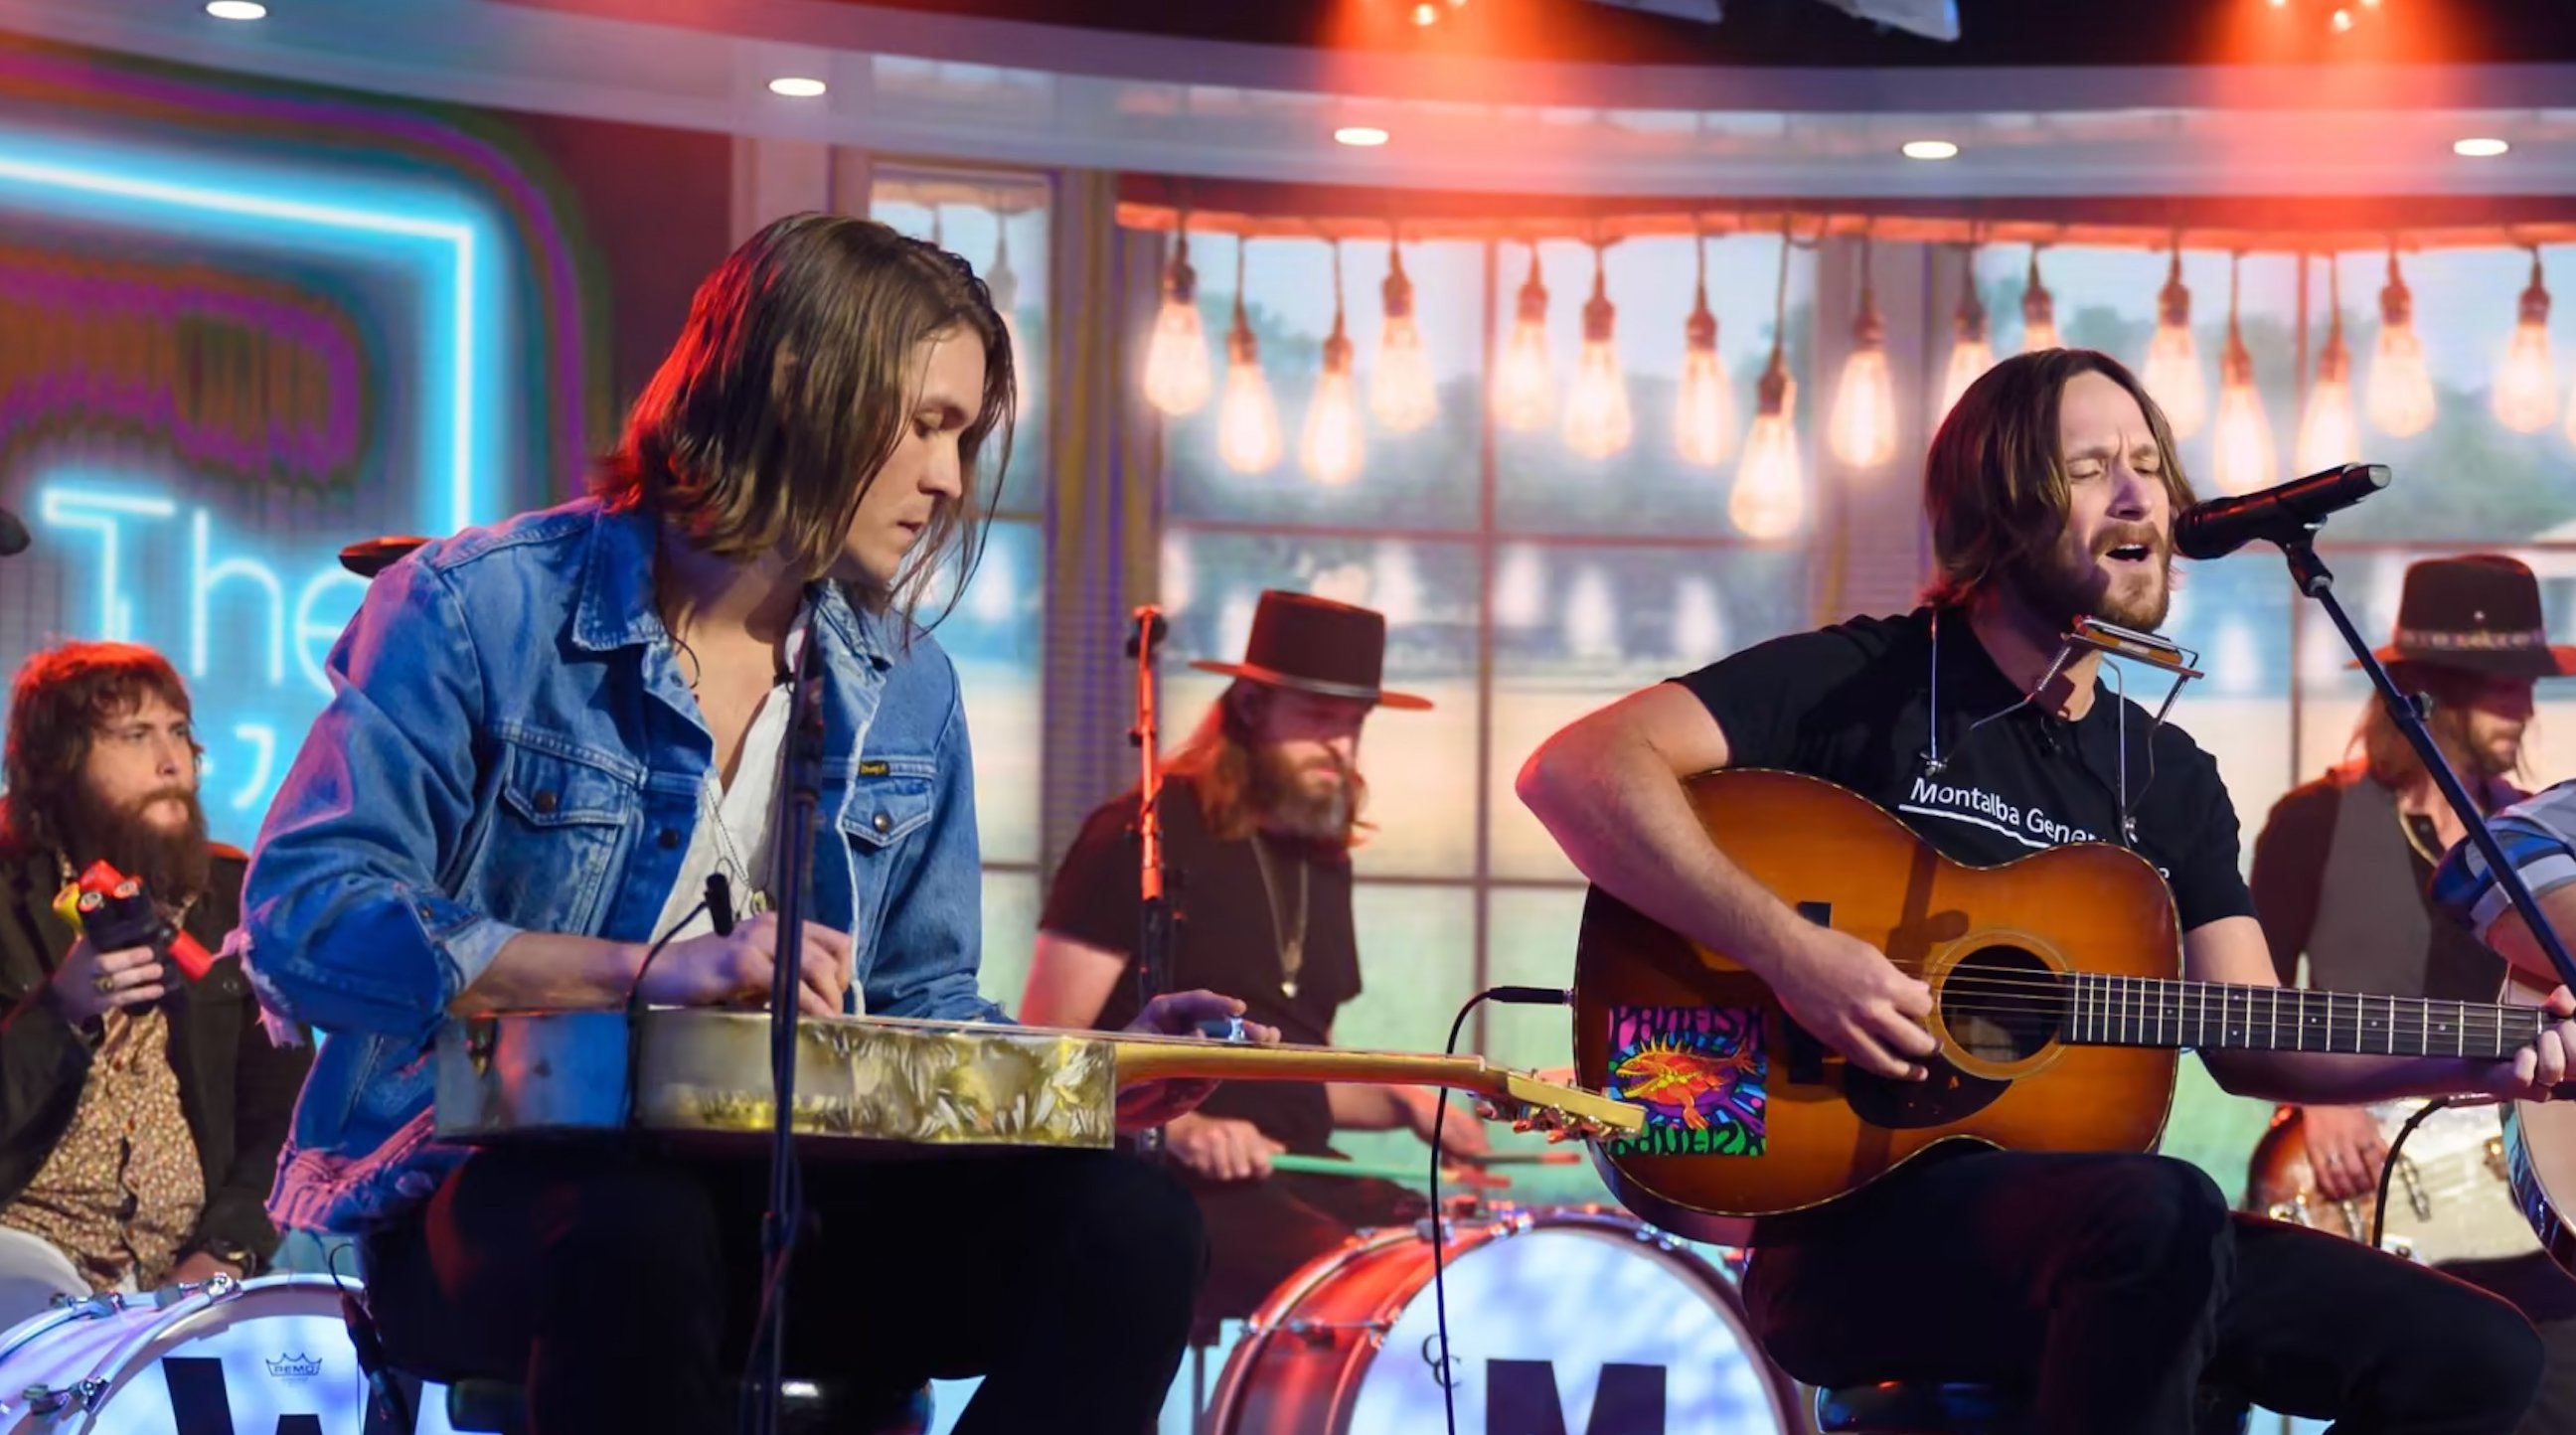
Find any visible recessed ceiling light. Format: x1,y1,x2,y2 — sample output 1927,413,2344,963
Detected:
767,77,827,98
205,1,267,18
1412,1,1438,23
1901,139,1960,160
1335,126,1390,148
2455,137,2510,158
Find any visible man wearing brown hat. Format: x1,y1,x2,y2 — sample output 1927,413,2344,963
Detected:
2251,553,2576,1433
1023,588,1489,1327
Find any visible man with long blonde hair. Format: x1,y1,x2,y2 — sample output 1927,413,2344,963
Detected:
2251,554,2576,1434
1024,588,1487,1328
238,214,1260,1434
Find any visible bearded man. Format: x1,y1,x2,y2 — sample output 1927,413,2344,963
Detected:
0,640,309,1325
1023,589,1489,1328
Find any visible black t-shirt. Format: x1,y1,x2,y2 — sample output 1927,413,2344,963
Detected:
1674,606,2255,934
1038,775,1363,1157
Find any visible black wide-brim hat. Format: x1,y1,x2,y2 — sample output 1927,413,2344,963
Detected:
2358,554,2576,678
1191,588,1433,711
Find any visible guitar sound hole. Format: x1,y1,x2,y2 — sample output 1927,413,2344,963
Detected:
1940,944,2065,1065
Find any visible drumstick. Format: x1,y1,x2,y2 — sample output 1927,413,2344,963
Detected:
1268,1154,1504,1188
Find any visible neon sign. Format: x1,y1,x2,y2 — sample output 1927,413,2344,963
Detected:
0,125,520,842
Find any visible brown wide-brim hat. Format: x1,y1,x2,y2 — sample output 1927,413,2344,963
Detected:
1191,588,1433,711
2356,554,2576,678
340,536,431,579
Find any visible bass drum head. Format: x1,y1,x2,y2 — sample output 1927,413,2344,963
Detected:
1212,1206,1801,1435
0,1274,455,1434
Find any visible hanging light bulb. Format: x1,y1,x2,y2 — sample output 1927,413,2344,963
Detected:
1563,241,1633,459
2209,255,2277,497
1829,234,1897,469
1493,244,1552,431
2366,246,2437,437
2141,242,2206,439
2021,245,2060,353
1370,239,1438,431
1936,248,1995,425
1216,240,1280,473
1143,222,1211,416
1732,231,1805,540
1675,226,1734,467
2296,259,2359,472
985,213,1031,416
2494,247,2557,434
1300,240,1366,485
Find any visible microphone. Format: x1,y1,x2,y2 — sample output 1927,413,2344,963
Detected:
1483,986,1573,1006
0,505,27,557
706,873,737,936
2173,462,2390,560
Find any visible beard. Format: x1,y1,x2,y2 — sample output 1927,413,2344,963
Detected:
69,784,211,906
2006,523,2174,633
1247,745,1354,844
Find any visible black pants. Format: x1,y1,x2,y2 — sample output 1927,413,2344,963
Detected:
358,1144,1206,1435
2442,1253,2576,1435
1741,1150,2544,1435
1183,1169,1424,1329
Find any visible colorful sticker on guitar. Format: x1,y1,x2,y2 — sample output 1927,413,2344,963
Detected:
1606,1005,1767,1157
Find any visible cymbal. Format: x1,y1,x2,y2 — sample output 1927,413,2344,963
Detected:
339,536,430,578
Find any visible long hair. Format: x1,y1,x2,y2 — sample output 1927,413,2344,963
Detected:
0,642,200,863
2349,662,2528,794
1922,348,2196,609
1161,682,1370,850
594,213,1016,628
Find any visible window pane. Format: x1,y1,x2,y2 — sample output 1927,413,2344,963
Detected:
1488,545,1810,881
1483,886,1624,1210
1497,234,1816,541
926,518,1042,866
1164,237,1484,532
979,868,1039,1016
871,171,1050,519
1160,529,1482,878
1327,881,1479,1179
2161,552,2295,876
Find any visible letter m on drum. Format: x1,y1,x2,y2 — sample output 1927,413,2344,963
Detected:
1487,1359,1667,1435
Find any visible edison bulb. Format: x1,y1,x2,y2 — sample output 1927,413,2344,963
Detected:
2296,339,2359,473
1216,318,1281,473
1143,241,1211,416
1370,252,1438,431
1731,367,1804,540
1494,252,1552,431
2495,261,2557,434
2209,344,2277,497
2367,257,2437,437
1676,303,1734,467
1829,345,1897,468
1300,326,1365,485
1562,282,1632,459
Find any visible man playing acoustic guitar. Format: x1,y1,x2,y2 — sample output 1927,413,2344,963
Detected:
1521,347,2565,1434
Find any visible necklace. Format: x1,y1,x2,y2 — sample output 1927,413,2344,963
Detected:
1246,831,1311,999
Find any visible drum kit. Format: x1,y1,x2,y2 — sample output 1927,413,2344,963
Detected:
0,1272,458,1434
0,1200,1805,1435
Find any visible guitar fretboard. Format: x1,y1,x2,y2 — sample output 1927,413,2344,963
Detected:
2063,975,2548,1060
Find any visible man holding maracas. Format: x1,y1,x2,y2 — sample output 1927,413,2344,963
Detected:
0,641,309,1324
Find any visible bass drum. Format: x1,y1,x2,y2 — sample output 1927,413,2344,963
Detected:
0,1273,453,1434
1207,1205,1803,1435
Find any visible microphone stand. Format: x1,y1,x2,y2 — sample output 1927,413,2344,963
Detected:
2275,529,2576,996
1127,605,1172,1157
745,597,827,1435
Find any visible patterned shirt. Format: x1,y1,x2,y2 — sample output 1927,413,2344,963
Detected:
2428,780,2576,944
0,1007,206,1291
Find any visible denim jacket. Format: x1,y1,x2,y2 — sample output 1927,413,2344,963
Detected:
238,497,1002,1234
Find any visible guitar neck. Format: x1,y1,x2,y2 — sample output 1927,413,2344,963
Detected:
1106,1035,1508,1096
2063,975,2545,1060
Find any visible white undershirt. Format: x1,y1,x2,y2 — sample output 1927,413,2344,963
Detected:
649,608,806,952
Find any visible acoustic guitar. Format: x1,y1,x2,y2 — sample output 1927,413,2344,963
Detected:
2242,1098,2537,1265
1572,768,2567,1246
